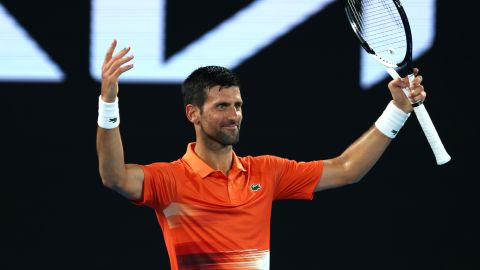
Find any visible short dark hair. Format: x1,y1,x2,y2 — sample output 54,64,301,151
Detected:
181,66,240,110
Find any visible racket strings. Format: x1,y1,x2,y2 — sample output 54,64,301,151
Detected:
346,0,407,65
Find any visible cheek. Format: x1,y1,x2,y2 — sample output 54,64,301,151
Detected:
200,113,220,128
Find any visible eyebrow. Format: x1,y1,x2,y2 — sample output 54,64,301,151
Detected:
213,100,243,106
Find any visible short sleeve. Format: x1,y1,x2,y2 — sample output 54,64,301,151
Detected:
131,162,177,210
271,156,323,200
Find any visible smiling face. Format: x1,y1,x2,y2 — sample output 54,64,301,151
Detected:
187,85,243,147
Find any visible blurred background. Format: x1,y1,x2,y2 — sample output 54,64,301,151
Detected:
1,0,477,269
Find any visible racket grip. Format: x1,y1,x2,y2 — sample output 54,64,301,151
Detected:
412,103,451,165
387,69,451,165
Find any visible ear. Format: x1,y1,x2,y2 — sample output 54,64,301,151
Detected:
186,104,200,124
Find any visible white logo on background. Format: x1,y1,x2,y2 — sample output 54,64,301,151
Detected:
89,0,335,83
0,4,64,82
0,0,435,88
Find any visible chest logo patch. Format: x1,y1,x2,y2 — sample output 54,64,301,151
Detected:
250,183,262,192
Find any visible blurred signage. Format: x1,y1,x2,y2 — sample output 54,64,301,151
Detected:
0,0,435,89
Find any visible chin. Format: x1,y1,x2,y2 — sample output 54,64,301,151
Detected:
218,134,240,146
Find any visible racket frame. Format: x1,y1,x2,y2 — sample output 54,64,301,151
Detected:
344,0,451,165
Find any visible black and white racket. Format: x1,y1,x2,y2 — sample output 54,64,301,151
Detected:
344,0,451,165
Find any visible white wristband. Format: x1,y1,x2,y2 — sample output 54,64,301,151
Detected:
98,95,120,129
375,101,410,138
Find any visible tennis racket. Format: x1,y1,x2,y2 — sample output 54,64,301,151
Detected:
344,0,451,165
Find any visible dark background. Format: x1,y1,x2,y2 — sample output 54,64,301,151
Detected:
1,1,477,269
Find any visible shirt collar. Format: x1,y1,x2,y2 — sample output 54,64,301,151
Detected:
182,142,246,178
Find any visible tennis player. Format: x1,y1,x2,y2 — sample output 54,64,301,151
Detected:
96,40,426,270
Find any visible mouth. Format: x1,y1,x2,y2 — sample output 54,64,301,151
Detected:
222,125,238,131
221,122,239,130
221,119,240,132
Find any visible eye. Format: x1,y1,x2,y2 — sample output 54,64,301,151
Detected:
217,103,227,109
235,103,243,110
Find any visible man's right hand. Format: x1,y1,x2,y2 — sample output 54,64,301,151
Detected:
97,40,144,201
101,39,134,103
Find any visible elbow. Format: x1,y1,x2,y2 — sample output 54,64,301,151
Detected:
101,176,116,189
99,170,125,190
100,175,116,189
342,174,359,186
348,175,363,185
340,160,363,185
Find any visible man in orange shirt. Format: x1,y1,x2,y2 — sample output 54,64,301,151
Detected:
97,40,426,270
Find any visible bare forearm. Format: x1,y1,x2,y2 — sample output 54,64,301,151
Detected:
339,126,391,183
96,127,127,187
317,73,426,192
341,69,427,183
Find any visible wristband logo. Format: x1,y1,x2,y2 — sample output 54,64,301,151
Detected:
109,117,118,123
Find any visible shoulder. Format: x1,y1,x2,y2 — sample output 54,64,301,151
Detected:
143,159,188,175
239,154,288,169
240,154,276,162
242,155,323,171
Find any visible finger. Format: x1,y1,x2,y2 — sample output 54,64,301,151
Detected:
409,84,424,99
113,46,131,60
400,76,410,87
388,78,409,100
112,64,134,78
107,55,134,75
390,78,407,94
103,39,117,66
104,46,131,72
411,90,426,103
413,67,419,76
390,77,407,89
412,75,423,86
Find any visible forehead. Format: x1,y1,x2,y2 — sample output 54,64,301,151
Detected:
205,86,242,103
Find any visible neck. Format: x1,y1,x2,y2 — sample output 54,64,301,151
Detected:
194,139,233,175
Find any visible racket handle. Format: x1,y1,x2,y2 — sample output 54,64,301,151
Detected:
412,103,451,165
386,69,451,165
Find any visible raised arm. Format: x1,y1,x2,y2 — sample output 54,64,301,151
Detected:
315,69,426,192
96,40,144,200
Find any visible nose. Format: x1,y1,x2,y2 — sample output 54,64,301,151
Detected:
226,106,241,121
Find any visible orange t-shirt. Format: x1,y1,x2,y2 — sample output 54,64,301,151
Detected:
135,143,323,270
